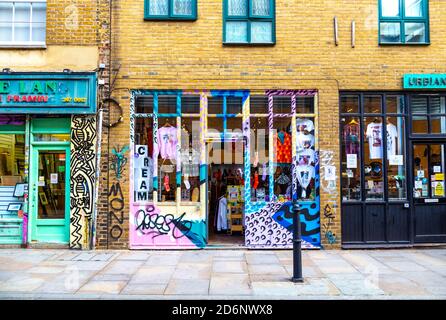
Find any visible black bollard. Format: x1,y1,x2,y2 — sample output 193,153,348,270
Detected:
292,200,304,282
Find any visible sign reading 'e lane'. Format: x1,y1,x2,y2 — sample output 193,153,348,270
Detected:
404,74,446,89
0,73,97,114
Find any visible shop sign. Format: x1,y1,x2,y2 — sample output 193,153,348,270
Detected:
403,74,446,89
0,73,97,114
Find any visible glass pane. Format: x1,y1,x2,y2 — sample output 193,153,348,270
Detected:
0,134,26,186
173,0,193,16
181,95,200,114
225,21,248,43
14,2,30,23
387,117,407,200
207,117,224,139
0,22,12,41
381,0,400,17
405,0,423,17
32,2,46,23
226,118,243,138
296,97,314,114
413,144,429,198
250,95,268,114
149,0,168,16
296,118,314,135
227,0,248,16
37,150,66,219
136,95,154,114
14,22,30,42
341,117,361,201
273,117,292,202
158,95,177,114
364,95,382,114
341,95,360,113
380,22,401,43
405,22,425,43
250,117,269,202
157,117,177,202
411,96,428,114
180,118,200,202
34,134,70,142
252,0,270,16
430,145,445,198
226,96,242,114
364,117,384,200
273,96,291,114
431,116,446,134
251,21,272,43
31,22,45,42
134,117,154,202
0,2,13,22
429,97,445,114
386,95,405,113
208,96,223,114
412,115,428,133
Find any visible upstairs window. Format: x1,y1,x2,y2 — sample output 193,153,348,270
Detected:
379,0,429,44
0,0,46,47
144,0,197,20
223,0,275,44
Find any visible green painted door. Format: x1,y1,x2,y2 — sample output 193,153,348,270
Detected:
30,145,70,243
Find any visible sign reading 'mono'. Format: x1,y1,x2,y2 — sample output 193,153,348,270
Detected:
404,74,446,90
0,72,97,114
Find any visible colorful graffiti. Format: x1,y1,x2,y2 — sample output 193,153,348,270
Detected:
110,145,129,180
322,203,337,245
70,115,97,249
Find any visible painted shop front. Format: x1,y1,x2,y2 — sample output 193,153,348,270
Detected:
0,72,99,249
129,90,322,249
340,74,446,247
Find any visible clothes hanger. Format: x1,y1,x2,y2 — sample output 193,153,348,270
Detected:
163,119,172,127
349,118,359,125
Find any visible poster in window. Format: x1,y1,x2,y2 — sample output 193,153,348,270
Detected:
346,154,357,169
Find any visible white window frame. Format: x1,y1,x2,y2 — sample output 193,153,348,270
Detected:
0,0,46,48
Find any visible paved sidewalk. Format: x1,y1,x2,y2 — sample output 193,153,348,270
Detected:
0,248,445,299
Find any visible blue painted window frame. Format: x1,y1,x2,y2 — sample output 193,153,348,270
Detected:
144,0,197,21
223,0,276,45
378,0,430,45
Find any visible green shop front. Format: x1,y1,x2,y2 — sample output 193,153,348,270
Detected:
0,72,98,249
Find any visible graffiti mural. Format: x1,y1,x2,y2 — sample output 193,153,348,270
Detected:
110,145,129,180
322,203,337,245
70,115,97,249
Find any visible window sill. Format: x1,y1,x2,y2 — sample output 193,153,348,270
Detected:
143,17,197,21
379,42,430,46
223,42,276,46
0,43,47,49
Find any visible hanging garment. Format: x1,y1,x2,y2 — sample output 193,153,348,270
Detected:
158,126,178,160
297,148,315,165
216,196,228,232
276,131,292,163
343,122,360,156
386,123,398,157
191,187,199,202
262,163,267,181
276,172,291,185
296,118,314,132
296,165,315,198
180,148,200,176
365,122,399,159
296,133,315,151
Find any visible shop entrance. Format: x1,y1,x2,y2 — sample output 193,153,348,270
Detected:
29,145,70,244
206,140,245,246
412,142,446,243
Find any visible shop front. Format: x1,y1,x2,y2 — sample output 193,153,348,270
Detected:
0,72,98,249
340,74,446,247
129,90,321,249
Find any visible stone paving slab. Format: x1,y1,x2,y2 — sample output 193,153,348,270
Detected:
0,248,445,299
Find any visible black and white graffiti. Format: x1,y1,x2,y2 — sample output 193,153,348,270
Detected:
70,115,97,249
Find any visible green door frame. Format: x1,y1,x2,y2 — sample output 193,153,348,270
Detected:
29,143,71,243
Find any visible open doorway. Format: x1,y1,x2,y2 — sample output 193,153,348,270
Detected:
207,140,245,247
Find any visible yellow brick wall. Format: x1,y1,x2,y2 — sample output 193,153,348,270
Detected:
99,0,446,249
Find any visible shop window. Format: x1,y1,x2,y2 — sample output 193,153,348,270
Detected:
250,117,269,202
33,134,70,142
364,95,382,114
0,133,26,185
386,117,407,200
296,97,315,114
413,144,446,199
136,96,154,114
157,117,177,202
411,96,446,134
273,117,292,202
181,95,200,114
364,116,385,200
250,95,268,114
341,95,360,114
180,117,200,202
296,116,316,201
208,96,224,115
223,0,275,44
226,96,242,114
158,95,178,114
0,1,46,47
273,96,291,114
144,0,197,20
386,95,406,114
341,116,361,201
379,0,429,44
134,117,154,202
